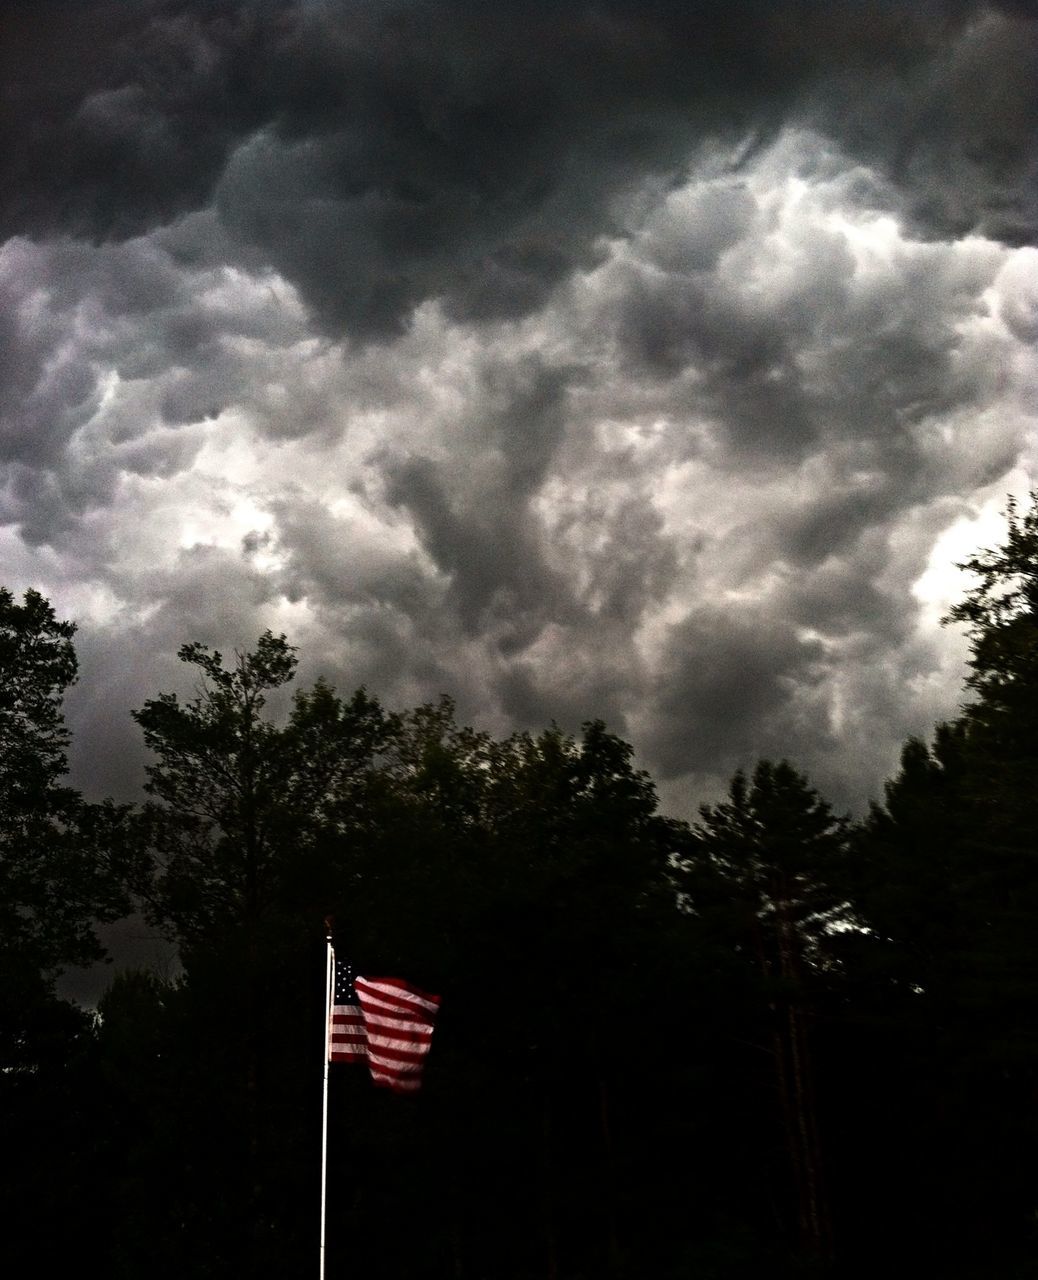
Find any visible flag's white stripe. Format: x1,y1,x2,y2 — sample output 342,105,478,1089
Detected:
362,1010,434,1035
359,996,438,1024
358,975,439,1005
366,1026,431,1047
329,972,439,1092
369,1067,421,1092
359,1008,434,1033
358,991,429,1017
355,978,440,1015
368,1053,424,1073
370,1057,424,1075
366,1037,433,1061
366,1043,431,1060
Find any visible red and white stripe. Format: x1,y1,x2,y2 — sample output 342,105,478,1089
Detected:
328,971,441,1094
328,1003,367,1064
355,976,440,1094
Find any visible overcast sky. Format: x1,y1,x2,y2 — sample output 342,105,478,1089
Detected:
2,0,1036,836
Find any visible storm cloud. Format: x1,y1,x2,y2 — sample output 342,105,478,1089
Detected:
1,0,1036,834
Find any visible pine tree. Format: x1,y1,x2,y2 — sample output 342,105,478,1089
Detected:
0,587,132,1052
840,493,1038,1272
0,588,133,1275
685,760,850,1269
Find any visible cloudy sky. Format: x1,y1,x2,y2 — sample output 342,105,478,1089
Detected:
2,0,1036,828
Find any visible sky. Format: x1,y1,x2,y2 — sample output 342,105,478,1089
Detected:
2,0,1037,845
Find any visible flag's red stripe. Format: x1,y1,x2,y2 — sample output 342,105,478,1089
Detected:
362,1016,433,1040
358,976,441,1004
327,959,439,1088
357,999,436,1026
355,978,441,1014
368,1054,427,1075
361,999,432,1013
338,1008,433,1040
364,1039,433,1059
357,998,439,1023
367,1044,432,1068
370,1073,422,1094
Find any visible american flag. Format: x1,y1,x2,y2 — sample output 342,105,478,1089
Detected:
329,952,441,1094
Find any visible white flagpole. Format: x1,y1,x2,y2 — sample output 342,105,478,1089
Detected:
320,930,334,1280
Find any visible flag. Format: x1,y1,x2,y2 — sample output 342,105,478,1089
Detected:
329,952,441,1094
328,955,368,1064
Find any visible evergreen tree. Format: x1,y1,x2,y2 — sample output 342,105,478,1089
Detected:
684,760,851,1270
0,587,132,1011
946,490,1038,848
838,493,1038,1275
0,587,134,1274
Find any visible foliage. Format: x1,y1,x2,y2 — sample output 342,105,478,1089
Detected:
132,632,392,949
0,587,133,1013
837,492,1038,1274
0,587,131,980
683,760,851,1268
0,588,136,1274
947,490,1038,698
688,759,852,960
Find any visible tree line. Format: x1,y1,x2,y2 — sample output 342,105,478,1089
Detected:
3,494,1038,1278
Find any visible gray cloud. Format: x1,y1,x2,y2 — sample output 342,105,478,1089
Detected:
1,0,1036,880
809,5,1038,246
647,604,830,777
3,2,1034,342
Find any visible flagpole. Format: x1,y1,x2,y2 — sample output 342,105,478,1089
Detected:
320,926,334,1280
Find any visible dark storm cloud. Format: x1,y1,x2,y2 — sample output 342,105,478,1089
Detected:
606,158,1015,467
612,265,825,460
270,496,437,618
775,486,904,571
379,355,580,644
382,451,567,644
647,604,830,779
0,0,272,241
198,0,1038,336
2,1,1034,343
810,4,1038,246
0,226,325,548
2,0,1035,837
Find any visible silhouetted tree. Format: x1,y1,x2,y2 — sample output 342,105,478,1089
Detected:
684,760,850,1270
837,494,1038,1273
130,633,394,1278
0,587,134,1274
0,588,132,1016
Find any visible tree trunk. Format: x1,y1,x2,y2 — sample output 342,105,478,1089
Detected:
774,896,833,1267
757,903,833,1268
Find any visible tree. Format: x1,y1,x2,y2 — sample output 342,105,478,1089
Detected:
684,760,851,1269
312,705,690,1279
0,587,132,1047
0,587,135,1277
132,632,391,950
130,633,394,1278
834,494,1038,1274
945,490,1038,846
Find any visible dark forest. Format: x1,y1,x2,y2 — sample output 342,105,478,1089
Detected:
4,494,1038,1279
